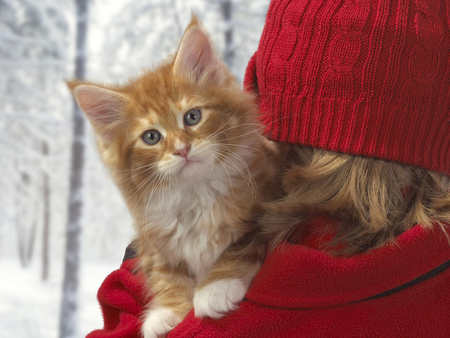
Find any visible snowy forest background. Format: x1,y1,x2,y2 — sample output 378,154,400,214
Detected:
0,0,270,337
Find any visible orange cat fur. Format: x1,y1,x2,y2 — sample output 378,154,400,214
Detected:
68,17,281,338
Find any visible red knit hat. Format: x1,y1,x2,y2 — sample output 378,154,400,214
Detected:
244,0,450,176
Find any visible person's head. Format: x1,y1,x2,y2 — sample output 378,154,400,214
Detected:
246,0,450,253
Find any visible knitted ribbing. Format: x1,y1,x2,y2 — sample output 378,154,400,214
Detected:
244,0,450,176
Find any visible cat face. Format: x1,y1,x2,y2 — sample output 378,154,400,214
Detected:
68,18,260,194
124,76,254,184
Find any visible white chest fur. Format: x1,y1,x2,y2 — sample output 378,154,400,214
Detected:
144,176,237,279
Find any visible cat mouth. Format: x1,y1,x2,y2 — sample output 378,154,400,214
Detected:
178,158,202,173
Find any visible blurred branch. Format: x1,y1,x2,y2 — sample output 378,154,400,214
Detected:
14,120,56,145
2,113,68,124
0,60,68,68
0,95,65,110
0,137,43,157
0,32,56,47
0,150,68,162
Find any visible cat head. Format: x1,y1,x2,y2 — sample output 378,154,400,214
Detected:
68,16,260,196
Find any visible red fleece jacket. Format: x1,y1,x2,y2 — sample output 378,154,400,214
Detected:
87,224,450,338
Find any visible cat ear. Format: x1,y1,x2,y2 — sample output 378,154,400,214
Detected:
173,18,228,85
69,83,128,141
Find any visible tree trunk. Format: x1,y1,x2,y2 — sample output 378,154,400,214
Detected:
16,176,27,267
16,171,36,268
42,141,50,281
59,0,89,337
220,0,234,69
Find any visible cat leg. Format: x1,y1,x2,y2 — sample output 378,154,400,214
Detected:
142,259,195,338
193,235,266,319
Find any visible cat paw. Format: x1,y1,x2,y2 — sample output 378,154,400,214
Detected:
142,307,181,338
193,279,247,319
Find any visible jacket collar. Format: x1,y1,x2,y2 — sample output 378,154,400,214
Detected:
246,224,450,308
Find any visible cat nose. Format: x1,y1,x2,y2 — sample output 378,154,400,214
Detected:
173,145,191,158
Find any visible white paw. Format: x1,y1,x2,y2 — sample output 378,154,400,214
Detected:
193,279,247,319
141,307,181,338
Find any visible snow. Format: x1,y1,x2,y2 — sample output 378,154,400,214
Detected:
0,0,270,336
0,258,119,338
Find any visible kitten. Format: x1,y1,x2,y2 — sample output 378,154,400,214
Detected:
68,17,281,338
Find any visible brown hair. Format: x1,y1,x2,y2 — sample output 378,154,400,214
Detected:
262,145,450,255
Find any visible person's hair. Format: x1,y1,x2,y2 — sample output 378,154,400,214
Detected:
262,145,450,255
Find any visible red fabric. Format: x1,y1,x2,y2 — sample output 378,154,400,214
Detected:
243,0,450,176
87,224,450,338
86,260,147,338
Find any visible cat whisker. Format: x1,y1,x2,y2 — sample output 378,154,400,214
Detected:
201,103,262,141
207,146,253,186
203,101,242,140
126,169,162,207
204,122,264,142
221,125,265,141
144,171,167,218
209,150,234,195
222,143,267,164
159,174,175,216
137,102,148,116
113,162,160,174
227,152,257,201
207,141,266,166
208,146,257,201
203,110,293,140
126,169,158,196
111,166,158,188
208,111,297,144
144,173,166,222
123,162,161,193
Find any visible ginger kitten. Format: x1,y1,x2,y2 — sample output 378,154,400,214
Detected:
69,17,281,338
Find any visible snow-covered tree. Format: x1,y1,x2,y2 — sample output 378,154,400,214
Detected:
0,0,73,273
59,0,89,336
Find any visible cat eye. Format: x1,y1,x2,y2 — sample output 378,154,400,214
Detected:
142,130,161,145
184,108,202,126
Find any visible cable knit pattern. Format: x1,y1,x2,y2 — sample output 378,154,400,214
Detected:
402,0,442,167
319,0,370,149
245,0,450,176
